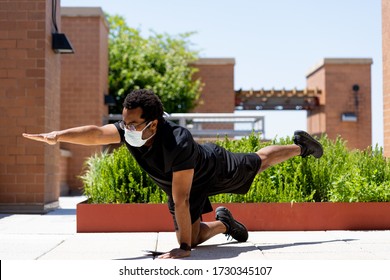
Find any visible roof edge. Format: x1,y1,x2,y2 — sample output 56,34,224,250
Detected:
192,58,236,65
61,7,109,29
306,58,373,78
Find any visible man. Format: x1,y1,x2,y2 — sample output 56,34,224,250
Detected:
23,89,323,259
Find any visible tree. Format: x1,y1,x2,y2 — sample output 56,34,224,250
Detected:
107,14,203,114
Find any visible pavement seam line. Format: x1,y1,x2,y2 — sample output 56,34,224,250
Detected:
153,232,159,260
35,239,66,260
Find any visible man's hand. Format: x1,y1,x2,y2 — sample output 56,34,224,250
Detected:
23,132,58,145
158,248,191,259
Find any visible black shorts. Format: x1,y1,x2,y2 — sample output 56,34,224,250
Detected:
168,144,262,230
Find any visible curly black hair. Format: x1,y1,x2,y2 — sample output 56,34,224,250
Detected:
123,89,164,121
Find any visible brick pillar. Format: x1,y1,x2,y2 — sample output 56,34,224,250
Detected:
0,0,61,213
383,0,390,157
192,58,235,113
306,58,372,150
60,7,109,194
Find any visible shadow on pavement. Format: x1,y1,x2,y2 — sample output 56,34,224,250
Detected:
46,209,76,215
114,242,259,260
0,214,12,220
115,255,155,261
189,243,259,260
257,239,358,251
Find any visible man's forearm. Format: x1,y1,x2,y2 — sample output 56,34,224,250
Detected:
174,202,192,247
170,169,194,255
57,125,105,145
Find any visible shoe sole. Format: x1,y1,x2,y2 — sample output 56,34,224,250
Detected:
294,130,323,158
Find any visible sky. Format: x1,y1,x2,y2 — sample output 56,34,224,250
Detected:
61,0,383,145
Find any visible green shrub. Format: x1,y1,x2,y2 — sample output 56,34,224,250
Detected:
239,135,390,203
81,146,167,204
327,144,390,202
81,133,390,203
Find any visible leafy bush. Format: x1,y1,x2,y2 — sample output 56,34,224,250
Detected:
211,134,390,203
81,146,167,204
81,134,390,203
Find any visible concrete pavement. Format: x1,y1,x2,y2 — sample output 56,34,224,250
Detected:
1,196,390,260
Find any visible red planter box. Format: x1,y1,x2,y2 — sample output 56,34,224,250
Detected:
76,201,390,233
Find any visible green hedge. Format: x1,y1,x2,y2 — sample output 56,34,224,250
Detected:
81,134,390,203
81,146,167,204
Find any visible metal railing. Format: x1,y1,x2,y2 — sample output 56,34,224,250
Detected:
166,113,264,138
107,113,265,138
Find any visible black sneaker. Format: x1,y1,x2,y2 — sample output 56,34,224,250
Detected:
215,206,248,242
293,130,323,158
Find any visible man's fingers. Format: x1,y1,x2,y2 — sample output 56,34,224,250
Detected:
23,133,43,140
22,133,57,145
157,249,190,259
23,133,39,137
158,252,172,259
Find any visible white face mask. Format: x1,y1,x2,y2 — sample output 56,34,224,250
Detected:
124,122,155,147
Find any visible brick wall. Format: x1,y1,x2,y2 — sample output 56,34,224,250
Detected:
0,0,61,213
59,149,71,195
306,66,326,136
383,0,390,156
307,58,372,150
191,58,235,131
192,58,235,113
60,7,109,194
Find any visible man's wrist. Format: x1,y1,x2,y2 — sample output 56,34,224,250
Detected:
180,243,191,251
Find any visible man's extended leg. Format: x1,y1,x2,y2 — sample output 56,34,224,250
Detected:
257,144,300,172
256,130,323,172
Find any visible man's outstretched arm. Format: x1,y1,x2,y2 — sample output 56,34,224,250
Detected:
22,124,121,146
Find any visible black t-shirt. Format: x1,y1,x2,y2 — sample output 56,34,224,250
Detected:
115,119,218,197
